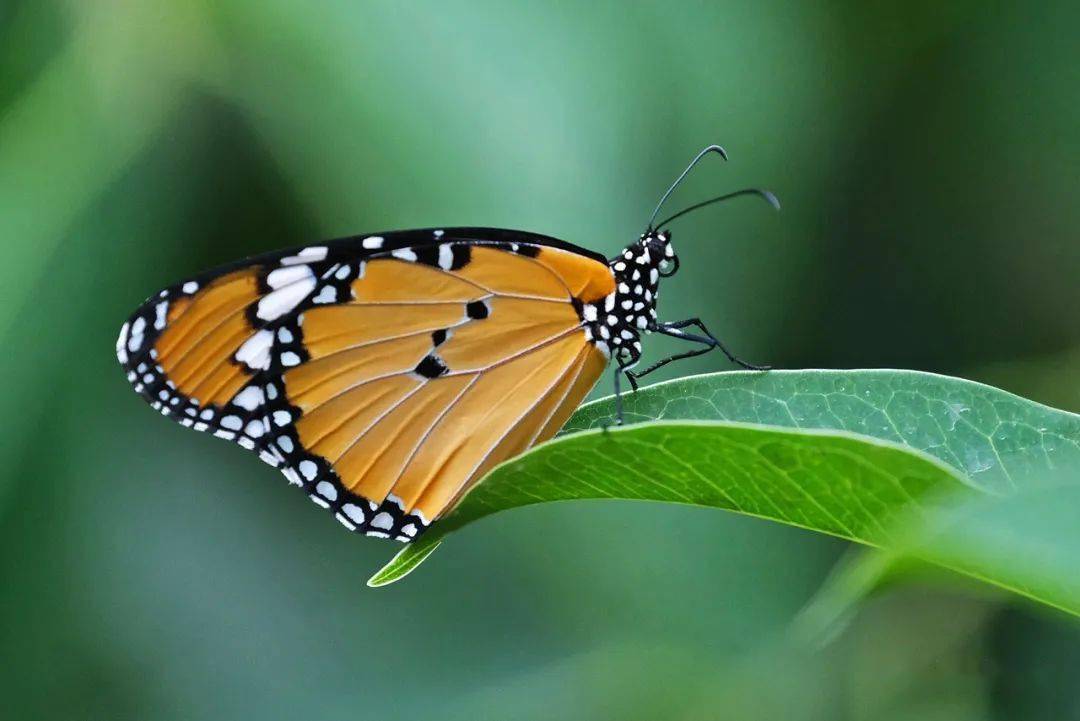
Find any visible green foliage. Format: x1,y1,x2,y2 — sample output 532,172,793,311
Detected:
371,370,1080,616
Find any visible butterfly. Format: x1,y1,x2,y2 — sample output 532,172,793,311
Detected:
116,145,778,542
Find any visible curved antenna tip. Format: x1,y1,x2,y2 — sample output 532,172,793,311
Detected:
704,144,729,161
655,187,782,228
760,189,781,211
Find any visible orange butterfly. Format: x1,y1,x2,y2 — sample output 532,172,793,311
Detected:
117,146,777,541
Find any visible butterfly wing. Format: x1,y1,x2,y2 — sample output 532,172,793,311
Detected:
117,228,614,540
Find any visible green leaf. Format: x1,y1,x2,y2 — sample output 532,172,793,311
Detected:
564,369,1080,494
437,420,976,536
906,484,1080,613
367,535,443,588
369,370,1080,597
799,484,1080,634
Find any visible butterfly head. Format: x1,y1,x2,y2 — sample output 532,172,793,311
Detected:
644,229,678,277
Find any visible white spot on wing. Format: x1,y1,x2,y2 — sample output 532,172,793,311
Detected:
154,301,168,330
341,503,366,524
281,246,327,265
267,264,314,290
316,481,337,502
232,385,265,411
235,329,274,370
312,285,337,304
127,316,146,353
257,269,316,321
282,467,302,486
362,236,384,249
438,244,454,270
116,322,130,363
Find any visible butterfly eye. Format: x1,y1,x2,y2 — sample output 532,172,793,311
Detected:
658,255,679,277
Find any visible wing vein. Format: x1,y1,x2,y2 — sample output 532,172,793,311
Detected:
385,374,484,497
411,338,587,514
433,343,591,512
295,325,583,412
330,382,429,474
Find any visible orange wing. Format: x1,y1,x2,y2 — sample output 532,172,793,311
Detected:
117,229,615,541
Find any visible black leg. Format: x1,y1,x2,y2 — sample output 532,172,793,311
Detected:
609,355,641,426
627,342,714,383
630,318,769,382
612,362,623,426
663,318,769,371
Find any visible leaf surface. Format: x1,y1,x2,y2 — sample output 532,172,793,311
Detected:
370,370,1080,605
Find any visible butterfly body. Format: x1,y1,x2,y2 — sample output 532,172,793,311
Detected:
585,230,675,366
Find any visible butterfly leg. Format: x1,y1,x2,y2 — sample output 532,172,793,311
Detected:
661,318,769,370
625,341,714,386
610,355,641,427
600,365,622,433
628,318,769,386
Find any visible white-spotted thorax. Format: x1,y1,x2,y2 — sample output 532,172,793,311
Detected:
578,229,676,363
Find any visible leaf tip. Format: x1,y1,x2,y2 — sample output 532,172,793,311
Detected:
367,536,444,588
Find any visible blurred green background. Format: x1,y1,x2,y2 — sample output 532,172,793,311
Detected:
2,2,1078,719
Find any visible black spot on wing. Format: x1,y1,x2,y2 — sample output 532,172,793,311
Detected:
415,354,449,379
448,244,471,269
431,328,449,347
413,245,441,267
465,300,489,320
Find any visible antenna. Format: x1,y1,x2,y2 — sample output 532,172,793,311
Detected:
646,145,728,231
656,188,780,228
